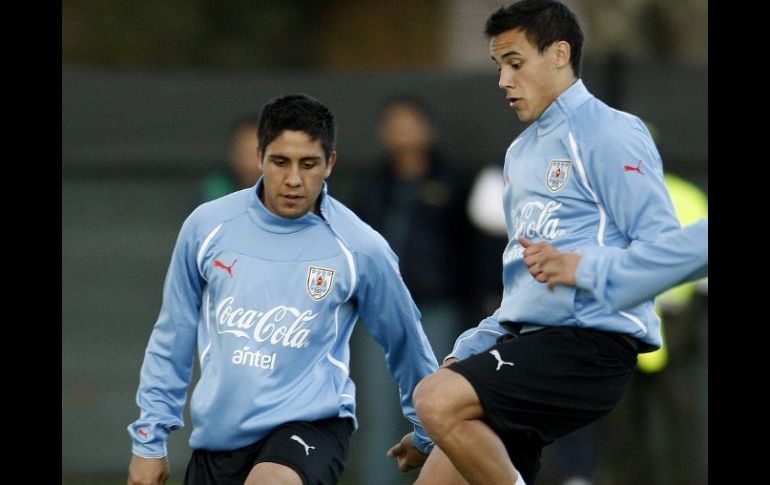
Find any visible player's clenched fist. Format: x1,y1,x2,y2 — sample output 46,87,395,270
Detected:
127,455,169,485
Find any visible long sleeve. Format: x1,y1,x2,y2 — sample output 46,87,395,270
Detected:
446,309,507,362
355,245,439,454
127,216,204,457
581,117,680,248
577,220,708,311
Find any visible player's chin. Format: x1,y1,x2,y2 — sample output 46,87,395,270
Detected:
278,203,309,218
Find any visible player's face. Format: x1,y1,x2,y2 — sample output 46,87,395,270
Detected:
490,28,563,123
258,130,336,219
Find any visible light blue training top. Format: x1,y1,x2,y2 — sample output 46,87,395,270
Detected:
449,80,680,358
128,179,438,457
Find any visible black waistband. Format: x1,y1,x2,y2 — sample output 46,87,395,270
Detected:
503,322,546,335
504,322,639,352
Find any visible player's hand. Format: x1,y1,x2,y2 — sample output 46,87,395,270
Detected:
519,236,557,282
127,455,169,485
387,432,429,472
539,252,580,289
519,236,580,289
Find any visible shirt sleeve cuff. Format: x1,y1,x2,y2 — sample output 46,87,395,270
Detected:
575,247,599,291
128,422,169,458
412,426,435,455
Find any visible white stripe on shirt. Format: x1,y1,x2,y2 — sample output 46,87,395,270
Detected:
568,132,607,246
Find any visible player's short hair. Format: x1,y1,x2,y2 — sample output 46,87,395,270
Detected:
485,0,584,77
258,94,336,161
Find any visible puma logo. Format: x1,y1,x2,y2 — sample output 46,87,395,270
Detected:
214,259,237,277
623,160,643,174
489,350,515,371
137,428,148,440
290,435,316,456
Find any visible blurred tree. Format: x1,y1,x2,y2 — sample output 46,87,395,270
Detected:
318,0,446,70
63,0,326,68
63,0,705,70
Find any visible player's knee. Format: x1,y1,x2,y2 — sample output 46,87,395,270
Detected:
413,372,439,419
414,372,457,437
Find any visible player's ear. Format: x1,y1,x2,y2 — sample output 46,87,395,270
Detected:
256,147,264,170
552,41,571,70
324,152,337,179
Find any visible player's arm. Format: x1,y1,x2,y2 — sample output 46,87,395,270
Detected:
127,215,204,461
584,118,680,246
445,308,507,363
354,243,439,468
578,118,680,310
577,220,708,310
386,311,509,471
521,220,707,310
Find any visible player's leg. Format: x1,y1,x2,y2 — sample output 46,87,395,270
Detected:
416,327,637,485
248,417,354,485
184,441,264,485
414,445,470,485
414,368,520,484
244,462,302,485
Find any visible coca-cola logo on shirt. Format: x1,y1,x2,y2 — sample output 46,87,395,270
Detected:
511,200,566,240
215,298,317,348
503,200,568,265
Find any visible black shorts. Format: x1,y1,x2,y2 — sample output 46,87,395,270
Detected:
184,417,354,485
449,326,636,484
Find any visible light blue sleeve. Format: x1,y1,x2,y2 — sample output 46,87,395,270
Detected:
446,308,508,362
577,220,708,311
583,118,680,244
127,215,203,458
355,245,439,454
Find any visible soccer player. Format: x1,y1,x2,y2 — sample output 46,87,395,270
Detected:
520,219,708,311
406,1,680,484
127,94,438,485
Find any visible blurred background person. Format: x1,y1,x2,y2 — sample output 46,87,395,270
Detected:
350,94,473,485
200,114,261,202
354,94,472,359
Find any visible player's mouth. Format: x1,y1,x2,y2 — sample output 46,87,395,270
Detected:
508,97,521,109
282,194,304,205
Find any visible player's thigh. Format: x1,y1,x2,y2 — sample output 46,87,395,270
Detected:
245,462,302,485
252,417,354,485
184,443,263,485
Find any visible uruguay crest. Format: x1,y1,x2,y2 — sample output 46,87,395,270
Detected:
546,159,571,192
307,266,335,301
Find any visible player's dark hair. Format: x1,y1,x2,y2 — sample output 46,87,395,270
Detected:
258,94,336,161
485,0,584,77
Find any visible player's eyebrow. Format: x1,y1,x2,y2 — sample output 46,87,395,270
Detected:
500,51,522,60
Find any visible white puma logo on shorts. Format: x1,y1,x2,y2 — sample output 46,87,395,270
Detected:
290,435,316,455
489,349,515,371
